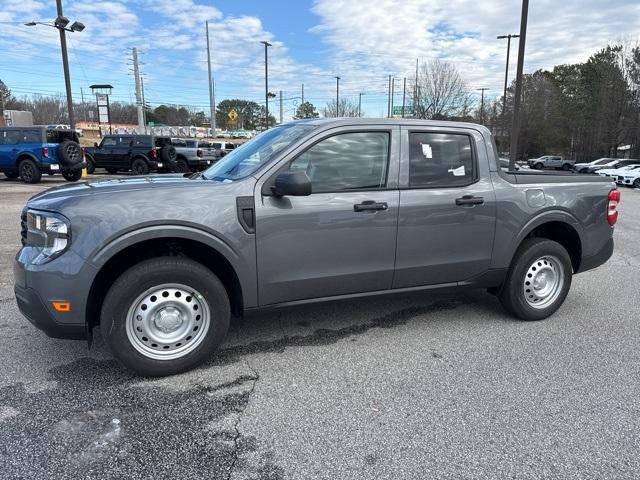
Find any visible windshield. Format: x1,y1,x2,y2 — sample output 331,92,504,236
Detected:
593,158,614,165
202,124,312,181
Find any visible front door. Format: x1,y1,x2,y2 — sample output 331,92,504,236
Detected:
94,137,117,167
255,128,400,305
393,128,496,288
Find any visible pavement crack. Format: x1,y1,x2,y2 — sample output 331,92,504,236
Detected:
227,360,260,480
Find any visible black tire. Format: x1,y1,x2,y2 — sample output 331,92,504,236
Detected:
499,238,572,321
106,167,119,174
579,168,588,174
86,155,96,174
175,158,189,173
131,158,150,175
160,145,177,164
3,171,19,179
562,163,571,171
633,178,640,188
58,140,83,167
18,158,42,184
100,257,230,376
61,169,82,182
534,162,544,170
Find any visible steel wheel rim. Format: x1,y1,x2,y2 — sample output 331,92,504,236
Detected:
125,283,211,360
523,255,564,309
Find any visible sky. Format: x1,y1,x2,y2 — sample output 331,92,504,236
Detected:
1,0,639,122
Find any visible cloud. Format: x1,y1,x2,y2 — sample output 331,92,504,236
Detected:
310,0,640,97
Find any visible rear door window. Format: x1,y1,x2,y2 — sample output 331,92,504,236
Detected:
21,130,41,144
408,132,476,188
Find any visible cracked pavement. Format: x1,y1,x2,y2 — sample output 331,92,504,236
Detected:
0,175,639,479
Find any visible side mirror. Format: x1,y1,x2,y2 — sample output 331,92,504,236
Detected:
271,170,312,197
94,142,99,148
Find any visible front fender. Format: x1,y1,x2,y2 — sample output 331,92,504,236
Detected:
88,224,257,308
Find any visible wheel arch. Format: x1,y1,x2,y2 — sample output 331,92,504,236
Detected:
515,215,583,272
15,152,40,167
86,232,249,332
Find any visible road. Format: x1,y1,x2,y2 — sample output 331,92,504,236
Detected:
1,174,639,479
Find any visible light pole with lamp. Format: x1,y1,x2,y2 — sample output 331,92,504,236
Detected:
25,0,84,130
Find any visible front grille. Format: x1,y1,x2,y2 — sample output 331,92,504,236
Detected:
617,176,624,181
20,209,27,246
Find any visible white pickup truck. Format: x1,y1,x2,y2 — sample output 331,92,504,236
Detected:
528,156,574,171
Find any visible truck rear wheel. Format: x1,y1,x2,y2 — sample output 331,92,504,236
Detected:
100,257,230,376
131,158,149,175
175,158,189,173
18,158,42,184
499,238,572,321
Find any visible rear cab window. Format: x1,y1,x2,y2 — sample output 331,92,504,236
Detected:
407,132,476,188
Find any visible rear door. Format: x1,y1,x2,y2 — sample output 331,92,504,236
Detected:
393,127,496,288
255,126,400,305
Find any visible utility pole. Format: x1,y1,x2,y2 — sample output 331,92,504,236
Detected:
132,47,144,131
80,87,86,122
414,58,419,116
358,92,363,117
206,21,216,134
387,75,392,117
335,76,340,117
56,0,75,129
509,0,529,170
260,41,272,129
279,90,283,124
497,33,520,139
390,77,395,117
301,83,304,104
402,77,407,118
477,87,489,124
141,77,146,129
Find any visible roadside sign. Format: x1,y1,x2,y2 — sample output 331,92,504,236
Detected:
228,110,238,121
392,106,414,116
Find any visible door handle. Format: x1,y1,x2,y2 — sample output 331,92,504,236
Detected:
354,200,388,212
455,195,484,206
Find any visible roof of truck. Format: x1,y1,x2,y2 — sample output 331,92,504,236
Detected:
286,117,491,133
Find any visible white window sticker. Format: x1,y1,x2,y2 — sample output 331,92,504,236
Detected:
421,143,433,159
448,165,466,177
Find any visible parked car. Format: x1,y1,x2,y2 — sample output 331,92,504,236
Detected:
210,141,237,157
573,158,618,173
498,157,519,171
596,163,640,177
616,170,640,188
527,155,574,170
585,159,637,174
0,126,85,183
14,119,618,376
85,134,177,175
170,138,216,172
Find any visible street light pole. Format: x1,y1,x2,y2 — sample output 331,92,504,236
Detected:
206,21,216,134
56,0,74,129
335,76,340,117
477,87,489,124
260,41,272,129
497,33,520,139
358,92,363,117
509,0,529,171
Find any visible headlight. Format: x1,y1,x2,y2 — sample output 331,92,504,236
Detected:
24,210,70,263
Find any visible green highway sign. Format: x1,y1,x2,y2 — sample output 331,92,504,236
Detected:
392,106,414,116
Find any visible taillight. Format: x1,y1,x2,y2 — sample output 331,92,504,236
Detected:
41,146,49,157
197,149,203,157
607,189,620,226
151,148,158,159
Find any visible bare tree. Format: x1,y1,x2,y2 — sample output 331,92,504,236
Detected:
414,59,471,120
322,98,360,117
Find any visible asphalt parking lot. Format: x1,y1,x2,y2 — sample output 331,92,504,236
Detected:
1,174,639,479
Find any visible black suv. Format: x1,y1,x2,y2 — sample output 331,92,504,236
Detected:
85,135,177,175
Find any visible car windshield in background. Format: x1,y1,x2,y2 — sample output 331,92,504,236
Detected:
202,124,312,181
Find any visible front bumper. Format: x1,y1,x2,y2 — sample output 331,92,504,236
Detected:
14,248,94,340
14,284,86,339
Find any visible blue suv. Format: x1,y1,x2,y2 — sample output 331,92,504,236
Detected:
0,127,85,183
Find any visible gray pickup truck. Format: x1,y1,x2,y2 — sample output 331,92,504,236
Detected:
14,119,619,376
170,138,216,173
528,155,575,171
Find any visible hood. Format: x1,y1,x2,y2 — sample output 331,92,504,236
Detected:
27,175,203,211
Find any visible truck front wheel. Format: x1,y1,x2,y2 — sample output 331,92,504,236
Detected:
100,257,231,376
499,238,572,321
